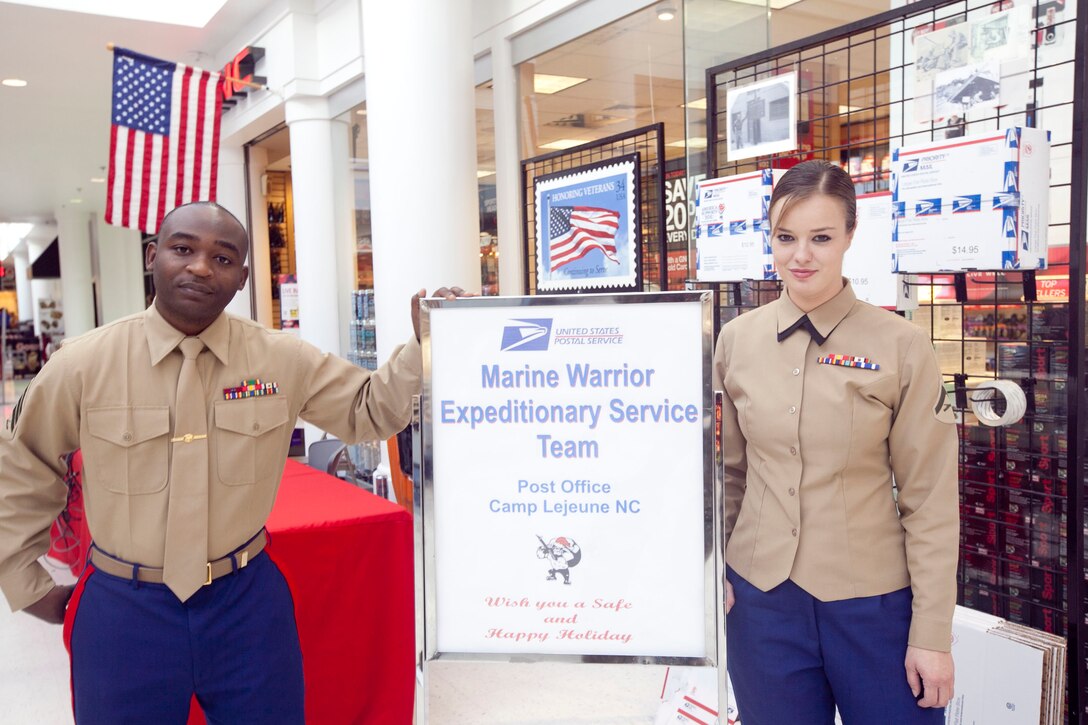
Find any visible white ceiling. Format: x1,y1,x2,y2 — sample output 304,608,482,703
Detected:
0,0,269,224
0,0,883,228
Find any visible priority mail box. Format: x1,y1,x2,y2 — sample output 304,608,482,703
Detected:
695,169,782,282
891,127,1049,272
842,192,917,309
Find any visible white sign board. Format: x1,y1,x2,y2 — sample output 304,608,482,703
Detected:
423,293,715,663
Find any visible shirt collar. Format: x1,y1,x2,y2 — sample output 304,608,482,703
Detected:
775,279,857,345
144,302,231,366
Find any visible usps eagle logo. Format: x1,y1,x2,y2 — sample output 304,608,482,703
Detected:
536,535,582,585
500,319,552,352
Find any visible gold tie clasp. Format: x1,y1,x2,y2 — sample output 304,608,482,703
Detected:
171,433,208,444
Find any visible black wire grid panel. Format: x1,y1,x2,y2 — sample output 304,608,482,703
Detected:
706,0,1087,718
521,123,667,294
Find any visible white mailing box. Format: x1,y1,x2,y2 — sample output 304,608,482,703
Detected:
844,192,918,310
891,127,1049,272
695,170,781,282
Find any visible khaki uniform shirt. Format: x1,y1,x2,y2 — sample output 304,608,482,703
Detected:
713,282,959,652
0,304,421,611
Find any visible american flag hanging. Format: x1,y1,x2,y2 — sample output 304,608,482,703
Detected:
547,206,621,272
105,47,224,234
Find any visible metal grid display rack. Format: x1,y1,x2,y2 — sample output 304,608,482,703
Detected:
704,0,1087,717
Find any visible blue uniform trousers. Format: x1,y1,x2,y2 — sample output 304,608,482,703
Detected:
65,551,304,725
726,569,946,725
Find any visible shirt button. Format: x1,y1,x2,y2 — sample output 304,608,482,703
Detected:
789,446,797,455
788,487,796,496
791,528,798,537
788,405,797,414
792,368,800,376
122,432,133,442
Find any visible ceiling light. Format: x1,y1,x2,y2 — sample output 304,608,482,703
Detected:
722,0,802,7
477,169,495,179
682,97,707,110
90,177,106,183
666,137,708,149
533,74,587,95
657,6,676,21
838,104,862,114
69,198,83,204
539,139,588,150
1,78,28,87
355,109,367,115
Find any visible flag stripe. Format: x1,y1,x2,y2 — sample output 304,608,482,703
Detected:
146,134,162,234
177,65,194,207
128,131,144,230
121,128,136,228
138,132,153,232
191,70,209,201
105,124,119,224
156,133,170,234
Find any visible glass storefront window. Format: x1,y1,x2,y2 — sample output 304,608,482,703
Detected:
477,83,499,295
517,4,684,288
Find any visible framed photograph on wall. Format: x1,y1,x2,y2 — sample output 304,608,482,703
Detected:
533,155,640,293
725,72,798,161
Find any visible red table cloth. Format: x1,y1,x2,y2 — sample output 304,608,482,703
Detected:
50,457,415,725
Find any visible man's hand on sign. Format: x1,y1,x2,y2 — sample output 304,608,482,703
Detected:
412,287,473,342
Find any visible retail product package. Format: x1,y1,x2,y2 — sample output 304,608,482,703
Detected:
656,667,845,725
946,605,1066,724
656,666,736,725
842,191,918,310
891,127,1050,272
694,169,783,282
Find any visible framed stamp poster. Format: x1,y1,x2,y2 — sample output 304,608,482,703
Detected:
534,155,640,293
420,292,718,665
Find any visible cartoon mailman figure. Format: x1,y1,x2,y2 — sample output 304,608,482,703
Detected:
536,536,582,585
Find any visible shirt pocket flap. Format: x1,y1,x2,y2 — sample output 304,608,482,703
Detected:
214,397,290,438
86,406,170,447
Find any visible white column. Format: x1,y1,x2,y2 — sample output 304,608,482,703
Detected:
491,36,525,295
363,0,480,361
216,143,255,319
27,236,61,338
286,97,356,448
330,119,358,358
12,248,31,325
285,96,348,356
56,209,96,337
247,146,275,328
95,221,146,323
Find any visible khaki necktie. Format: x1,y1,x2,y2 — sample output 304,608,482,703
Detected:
162,337,210,601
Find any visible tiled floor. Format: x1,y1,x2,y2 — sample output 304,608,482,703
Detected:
424,660,672,724
0,558,77,725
